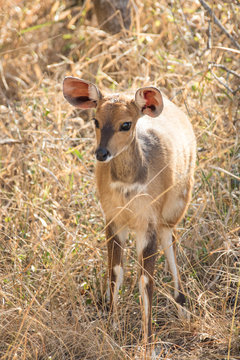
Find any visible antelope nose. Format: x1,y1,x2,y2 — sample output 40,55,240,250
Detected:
95,147,110,161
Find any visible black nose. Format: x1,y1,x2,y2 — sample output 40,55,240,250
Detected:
95,148,110,161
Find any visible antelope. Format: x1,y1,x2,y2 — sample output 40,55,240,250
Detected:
63,77,196,345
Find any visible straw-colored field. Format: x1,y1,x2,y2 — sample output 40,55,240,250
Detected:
0,1,239,359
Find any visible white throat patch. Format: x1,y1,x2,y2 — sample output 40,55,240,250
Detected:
110,181,147,196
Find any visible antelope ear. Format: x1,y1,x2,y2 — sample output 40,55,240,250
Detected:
63,77,102,109
135,86,163,117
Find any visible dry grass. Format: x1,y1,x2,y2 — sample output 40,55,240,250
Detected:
0,0,239,359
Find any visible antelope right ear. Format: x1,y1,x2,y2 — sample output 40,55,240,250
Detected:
135,86,163,118
63,77,102,109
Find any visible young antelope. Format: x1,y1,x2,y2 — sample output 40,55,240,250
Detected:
63,77,196,343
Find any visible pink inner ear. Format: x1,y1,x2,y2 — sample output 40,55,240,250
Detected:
144,90,158,106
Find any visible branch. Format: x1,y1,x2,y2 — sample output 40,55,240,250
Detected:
0,138,22,145
199,0,240,50
210,166,240,182
208,63,240,94
207,20,212,49
209,63,240,78
209,69,235,94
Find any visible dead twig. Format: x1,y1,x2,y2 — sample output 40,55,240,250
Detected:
0,138,22,145
208,63,240,95
212,46,240,54
38,164,64,189
199,0,240,50
208,63,240,79
210,166,240,182
209,70,237,94
207,20,212,49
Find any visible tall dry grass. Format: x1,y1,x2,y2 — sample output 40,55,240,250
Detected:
0,0,239,359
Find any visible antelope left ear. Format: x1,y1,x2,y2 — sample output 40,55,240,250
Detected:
63,77,101,109
135,86,163,118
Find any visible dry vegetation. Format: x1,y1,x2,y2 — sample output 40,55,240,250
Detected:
0,0,240,359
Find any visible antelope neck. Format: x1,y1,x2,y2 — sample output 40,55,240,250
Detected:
110,135,148,184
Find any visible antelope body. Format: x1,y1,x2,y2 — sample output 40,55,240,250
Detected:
63,77,196,343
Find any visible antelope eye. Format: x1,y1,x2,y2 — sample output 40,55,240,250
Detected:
120,122,132,131
93,118,99,128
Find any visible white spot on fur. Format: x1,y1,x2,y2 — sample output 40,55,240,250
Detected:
177,198,185,209
136,231,148,258
161,227,179,298
117,228,128,244
113,265,123,304
139,275,149,338
110,181,147,196
162,192,186,222
183,188,188,197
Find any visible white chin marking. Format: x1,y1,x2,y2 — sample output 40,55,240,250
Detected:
113,265,123,304
96,155,113,163
96,143,131,163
